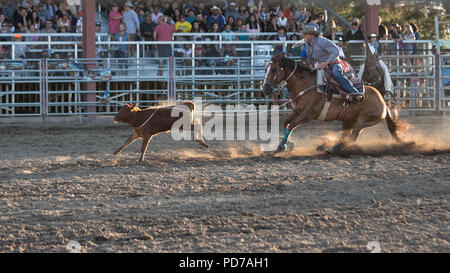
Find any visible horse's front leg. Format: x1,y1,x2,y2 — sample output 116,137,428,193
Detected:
276,109,313,153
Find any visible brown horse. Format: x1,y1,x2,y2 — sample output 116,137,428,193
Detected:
263,54,406,153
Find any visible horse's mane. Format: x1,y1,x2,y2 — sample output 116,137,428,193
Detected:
273,54,313,74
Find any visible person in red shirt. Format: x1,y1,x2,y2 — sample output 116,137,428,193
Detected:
153,16,175,76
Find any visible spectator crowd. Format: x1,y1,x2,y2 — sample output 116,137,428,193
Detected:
0,0,423,61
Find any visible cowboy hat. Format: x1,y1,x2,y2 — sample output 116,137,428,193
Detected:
211,6,220,11
368,32,378,39
302,26,321,36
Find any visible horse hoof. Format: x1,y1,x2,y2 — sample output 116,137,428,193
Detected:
286,142,295,152
276,144,287,153
316,144,326,151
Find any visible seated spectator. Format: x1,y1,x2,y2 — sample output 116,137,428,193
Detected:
227,16,236,31
28,11,41,31
207,6,225,30
225,1,239,20
151,5,163,24
247,14,260,40
238,24,249,41
277,10,287,28
44,0,58,19
222,24,236,41
174,15,192,33
13,7,28,31
186,9,196,24
56,13,72,31
37,3,52,22
305,15,319,31
195,13,207,32
191,21,204,41
40,19,56,34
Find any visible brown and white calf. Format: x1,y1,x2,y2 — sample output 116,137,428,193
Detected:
113,102,208,161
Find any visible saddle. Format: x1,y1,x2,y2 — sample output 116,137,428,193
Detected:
323,67,365,105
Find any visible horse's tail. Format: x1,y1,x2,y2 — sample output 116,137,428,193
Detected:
385,106,409,142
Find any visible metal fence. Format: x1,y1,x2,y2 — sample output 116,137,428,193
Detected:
0,39,443,118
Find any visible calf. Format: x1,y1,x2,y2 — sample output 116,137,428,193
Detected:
113,102,208,161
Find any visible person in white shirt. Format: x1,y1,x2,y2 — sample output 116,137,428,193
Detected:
358,33,394,95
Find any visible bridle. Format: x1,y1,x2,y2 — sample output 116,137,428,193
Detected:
265,59,316,93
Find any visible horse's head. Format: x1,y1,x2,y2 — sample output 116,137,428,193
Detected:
263,54,310,96
114,103,138,124
263,54,290,96
364,52,383,84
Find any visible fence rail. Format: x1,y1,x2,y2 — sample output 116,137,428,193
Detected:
0,39,445,118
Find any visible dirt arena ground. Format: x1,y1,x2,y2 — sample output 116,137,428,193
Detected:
0,114,449,253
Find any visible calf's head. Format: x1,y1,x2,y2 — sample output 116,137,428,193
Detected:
114,103,137,124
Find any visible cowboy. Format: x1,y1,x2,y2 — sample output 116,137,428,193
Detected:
301,26,363,102
357,33,394,95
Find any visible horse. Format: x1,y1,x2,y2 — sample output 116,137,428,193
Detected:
360,44,391,98
263,54,407,154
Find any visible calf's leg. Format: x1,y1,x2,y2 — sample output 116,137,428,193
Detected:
114,131,139,155
139,135,153,162
192,119,209,148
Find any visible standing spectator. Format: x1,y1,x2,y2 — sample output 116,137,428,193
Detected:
174,15,192,33
123,1,140,57
154,16,174,76
389,23,402,55
115,22,129,75
13,34,28,59
344,19,364,65
151,5,163,24
207,6,225,29
378,17,388,40
109,2,122,40
141,14,157,57
410,23,421,55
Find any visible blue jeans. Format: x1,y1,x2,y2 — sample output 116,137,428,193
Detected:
331,64,361,94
